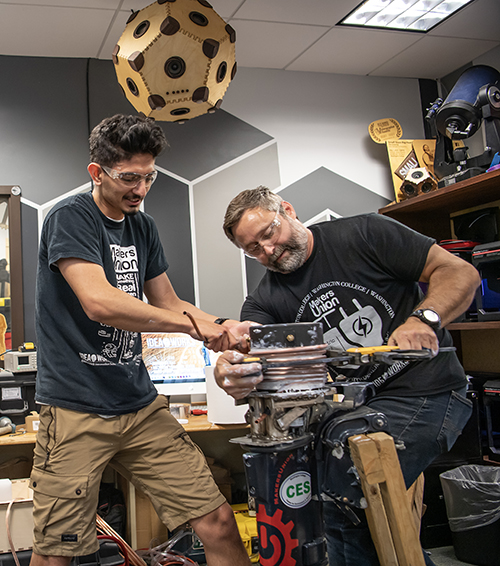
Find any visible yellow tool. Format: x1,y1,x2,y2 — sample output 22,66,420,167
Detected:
243,345,455,370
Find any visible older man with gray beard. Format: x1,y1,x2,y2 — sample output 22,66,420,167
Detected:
216,185,480,566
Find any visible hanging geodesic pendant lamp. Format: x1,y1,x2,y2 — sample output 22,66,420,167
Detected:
112,0,236,122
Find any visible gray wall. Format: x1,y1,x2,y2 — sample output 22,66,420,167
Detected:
3,50,498,341
0,56,273,341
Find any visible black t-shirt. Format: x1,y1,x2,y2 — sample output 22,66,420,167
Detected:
241,214,466,396
35,191,168,415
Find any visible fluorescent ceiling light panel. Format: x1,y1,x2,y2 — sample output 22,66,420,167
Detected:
339,0,475,32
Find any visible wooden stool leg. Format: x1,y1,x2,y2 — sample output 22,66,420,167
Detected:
407,473,425,533
348,432,426,566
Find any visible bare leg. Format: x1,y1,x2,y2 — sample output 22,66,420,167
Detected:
29,554,72,566
189,501,251,566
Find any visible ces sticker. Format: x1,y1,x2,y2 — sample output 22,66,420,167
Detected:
279,471,311,509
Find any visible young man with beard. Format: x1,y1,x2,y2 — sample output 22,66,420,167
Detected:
31,114,251,566
215,186,480,566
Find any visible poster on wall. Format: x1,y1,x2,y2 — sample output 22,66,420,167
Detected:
385,139,418,202
369,118,441,203
412,140,436,177
385,139,444,202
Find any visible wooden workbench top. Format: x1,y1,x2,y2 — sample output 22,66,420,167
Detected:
0,427,36,446
0,414,248,446
182,413,248,432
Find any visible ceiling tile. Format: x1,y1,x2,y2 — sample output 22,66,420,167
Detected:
120,0,145,10
371,36,500,79
231,0,359,26
120,0,245,20
98,10,134,60
429,0,500,42
210,0,249,19
287,27,421,75
0,0,120,6
230,19,330,69
0,4,116,58
0,0,495,80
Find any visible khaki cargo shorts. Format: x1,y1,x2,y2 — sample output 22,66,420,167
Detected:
30,395,226,557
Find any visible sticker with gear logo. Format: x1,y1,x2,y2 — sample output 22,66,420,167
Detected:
257,505,299,565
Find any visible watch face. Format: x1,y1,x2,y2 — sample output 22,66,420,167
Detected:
411,308,441,329
423,309,440,323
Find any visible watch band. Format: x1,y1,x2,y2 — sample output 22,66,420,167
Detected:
409,308,441,331
214,317,229,325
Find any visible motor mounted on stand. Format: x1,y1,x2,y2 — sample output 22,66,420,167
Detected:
231,323,454,566
231,323,394,566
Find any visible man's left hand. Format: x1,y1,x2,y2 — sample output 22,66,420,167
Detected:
387,316,439,355
214,350,263,399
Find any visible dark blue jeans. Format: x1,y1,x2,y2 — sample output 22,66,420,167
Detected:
323,387,473,566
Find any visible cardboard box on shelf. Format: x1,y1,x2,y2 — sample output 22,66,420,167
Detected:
386,140,419,202
0,478,33,553
25,412,40,433
133,486,168,549
126,457,233,549
385,138,468,202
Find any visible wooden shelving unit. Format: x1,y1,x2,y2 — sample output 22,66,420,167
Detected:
379,168,500,373
379,168,500,244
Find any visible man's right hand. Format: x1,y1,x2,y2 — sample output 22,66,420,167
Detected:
193,319,241,352
222,320,261,353
214,350,263,400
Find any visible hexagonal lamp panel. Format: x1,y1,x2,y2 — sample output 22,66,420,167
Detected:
113,0,236,122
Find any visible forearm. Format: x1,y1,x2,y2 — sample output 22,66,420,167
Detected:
149,292,236,337
85,287,238,352
161,297,252,352
58,259,231,349
418,262,480,326
167,297,227,325
87,285,195,334
388,245,480,351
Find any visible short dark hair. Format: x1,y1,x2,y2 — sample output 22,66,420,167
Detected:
89,114,168,166
223,186,283,245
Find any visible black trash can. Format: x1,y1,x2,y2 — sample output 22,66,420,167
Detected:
440,465,500,566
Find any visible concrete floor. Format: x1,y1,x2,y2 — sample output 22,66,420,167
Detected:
427,546,474,566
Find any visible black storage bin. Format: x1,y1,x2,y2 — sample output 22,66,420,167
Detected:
440,465,500,566
71,539,126,566
0,541,125,566
0,550,31,566
0,371,38,425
